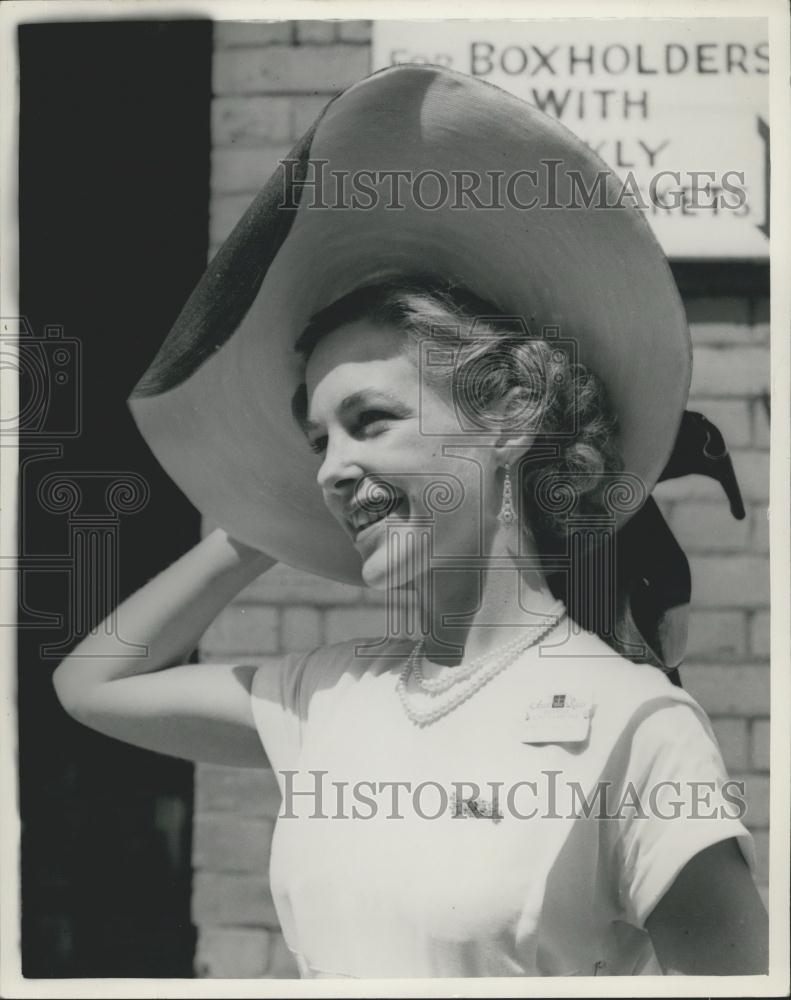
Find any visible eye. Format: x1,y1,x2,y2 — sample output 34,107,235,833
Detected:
307,408,400,455
356,409,395,434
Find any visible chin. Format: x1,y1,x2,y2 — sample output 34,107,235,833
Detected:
361,555,403,591
360,546,417,592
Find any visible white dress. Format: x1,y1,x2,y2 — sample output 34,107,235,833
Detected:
250,626,755,978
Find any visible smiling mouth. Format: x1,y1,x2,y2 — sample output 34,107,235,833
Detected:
348,493,409,540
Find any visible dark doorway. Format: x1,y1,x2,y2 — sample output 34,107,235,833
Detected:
17,20,212,976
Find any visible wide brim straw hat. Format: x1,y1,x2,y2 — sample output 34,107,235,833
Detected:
129,64,692,586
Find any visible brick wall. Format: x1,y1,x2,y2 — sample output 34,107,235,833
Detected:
652,292,770,909
192,21,770,978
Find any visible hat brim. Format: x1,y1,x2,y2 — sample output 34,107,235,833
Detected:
129,65,691,585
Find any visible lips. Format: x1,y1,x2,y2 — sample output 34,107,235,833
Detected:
346,492,409,540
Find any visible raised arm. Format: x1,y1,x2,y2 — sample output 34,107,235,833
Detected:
52,528,277,767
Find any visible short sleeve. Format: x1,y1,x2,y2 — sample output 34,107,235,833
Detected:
250,648,316,775
611,698,757,928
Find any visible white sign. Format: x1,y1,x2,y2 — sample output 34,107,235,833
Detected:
372,19,769,259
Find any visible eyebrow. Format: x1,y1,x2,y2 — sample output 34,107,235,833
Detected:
301,390,410,434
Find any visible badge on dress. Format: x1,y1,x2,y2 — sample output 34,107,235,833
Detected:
522,690,594,744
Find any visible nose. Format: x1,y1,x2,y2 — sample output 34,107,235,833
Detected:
316,430,365,495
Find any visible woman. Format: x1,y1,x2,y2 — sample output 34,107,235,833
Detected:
52,64,767,978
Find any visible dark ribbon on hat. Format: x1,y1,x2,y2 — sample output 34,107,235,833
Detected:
553,411,746,687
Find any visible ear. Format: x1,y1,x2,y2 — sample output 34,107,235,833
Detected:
491,385,536,465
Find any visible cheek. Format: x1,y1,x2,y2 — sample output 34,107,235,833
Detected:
409,448,465,514
431,461,490,535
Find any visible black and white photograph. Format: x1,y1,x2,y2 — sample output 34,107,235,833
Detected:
1,1,788,994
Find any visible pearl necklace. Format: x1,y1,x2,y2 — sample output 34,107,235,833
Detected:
412,621,561,695
396,602,567,727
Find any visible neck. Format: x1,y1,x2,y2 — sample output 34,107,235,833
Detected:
401,529,562,668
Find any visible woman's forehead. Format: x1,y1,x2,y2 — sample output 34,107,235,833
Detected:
304,320,414,397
